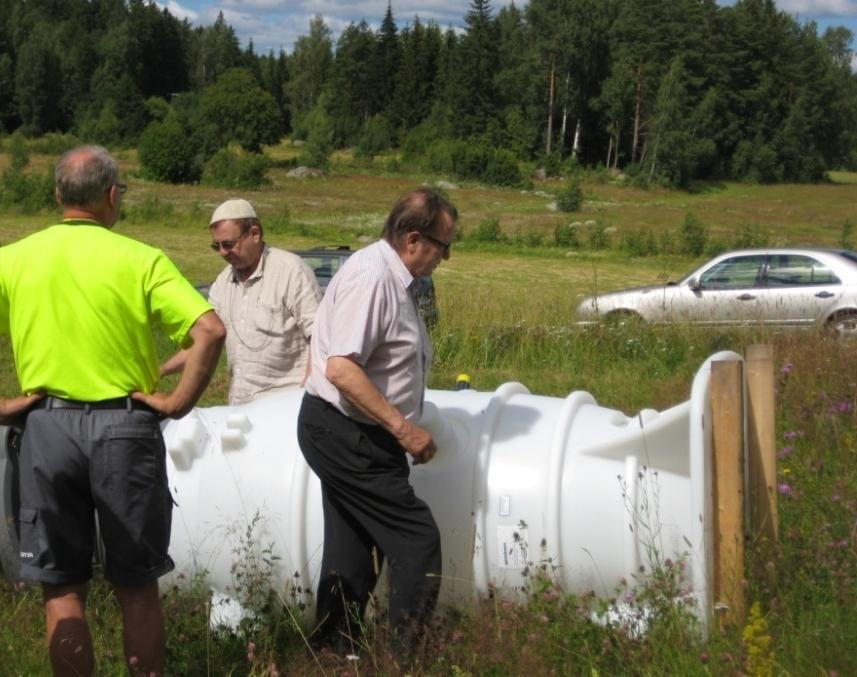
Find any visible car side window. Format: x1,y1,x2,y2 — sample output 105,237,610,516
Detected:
699,255,766,289
765,254,841,287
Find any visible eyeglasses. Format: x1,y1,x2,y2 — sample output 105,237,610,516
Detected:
114,183,127,195
210,230,250,252
422,233,452,254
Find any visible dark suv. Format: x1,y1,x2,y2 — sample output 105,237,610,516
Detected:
294,246,438,328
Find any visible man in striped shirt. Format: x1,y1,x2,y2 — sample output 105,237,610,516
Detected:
297,187,456,660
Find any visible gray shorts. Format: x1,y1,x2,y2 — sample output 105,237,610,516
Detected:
18,404,174,586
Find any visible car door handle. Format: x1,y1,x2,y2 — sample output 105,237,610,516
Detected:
815,291,835,298
737,294,756,301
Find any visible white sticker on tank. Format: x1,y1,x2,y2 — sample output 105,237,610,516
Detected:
499,495,511,516
497,525,528,568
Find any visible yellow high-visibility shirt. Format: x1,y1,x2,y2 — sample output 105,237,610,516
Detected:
0,221,211,400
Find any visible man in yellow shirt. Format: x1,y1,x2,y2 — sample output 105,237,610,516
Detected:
0,145,225,676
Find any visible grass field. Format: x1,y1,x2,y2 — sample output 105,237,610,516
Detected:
0,146,855,675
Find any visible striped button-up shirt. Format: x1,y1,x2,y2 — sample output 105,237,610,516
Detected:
306,239,432,422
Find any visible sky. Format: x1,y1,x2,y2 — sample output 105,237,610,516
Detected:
157,0,857,58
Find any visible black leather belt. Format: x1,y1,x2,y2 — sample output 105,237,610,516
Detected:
34,396,155,413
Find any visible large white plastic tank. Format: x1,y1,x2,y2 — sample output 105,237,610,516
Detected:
162,351,742,628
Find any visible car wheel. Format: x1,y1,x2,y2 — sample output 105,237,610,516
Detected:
827,310,857,338
605,310,646,328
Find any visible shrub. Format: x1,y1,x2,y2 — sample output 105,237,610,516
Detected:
540,151,563,178
0,166,54,212
354,115,393,162
202,146,271,189
554,222,579,248
730,225,768,250
556,176,584,212
298,105,333,172
452,140,492,181
484,149,522,187
77,103,121,147
518,231,544,247
0,133,54,212
622,228,659,256
27,132,80,155
471,218,504,243
424,139,456,175
588,222,610,249
138,116,200,183
679,212,708,257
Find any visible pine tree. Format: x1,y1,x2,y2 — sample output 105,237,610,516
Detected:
287,15,333,136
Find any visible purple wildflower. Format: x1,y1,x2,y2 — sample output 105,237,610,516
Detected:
778,483,793,496
783,430,804,441
781,361,794,376
835,401,853,413
777,446,795,459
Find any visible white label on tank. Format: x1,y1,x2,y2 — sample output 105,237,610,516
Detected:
497,525,528,568
499,495,511,516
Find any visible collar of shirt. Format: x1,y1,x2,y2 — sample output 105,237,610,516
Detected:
230,245,269,285
378,239,415,292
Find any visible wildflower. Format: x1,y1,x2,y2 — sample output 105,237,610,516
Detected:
777,446,794,459
129,657,139,667
783,430,804,440
742,602,774,677
777,483,793,496
835,401,853,413
781,361,794,376
699,650,710,664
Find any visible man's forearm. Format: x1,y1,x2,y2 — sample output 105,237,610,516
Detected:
168,312,225,416
159,349,189,377
133,311,225,418
325,355,407,434
325,356,436,464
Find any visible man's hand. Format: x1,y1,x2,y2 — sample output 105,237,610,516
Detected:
130,390,183,419
0,392,45,424
395,419,437,465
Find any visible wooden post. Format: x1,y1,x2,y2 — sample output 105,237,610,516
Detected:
746,344,777,545
710,360,745,628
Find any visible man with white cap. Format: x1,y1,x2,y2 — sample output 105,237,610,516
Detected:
162,198,320,404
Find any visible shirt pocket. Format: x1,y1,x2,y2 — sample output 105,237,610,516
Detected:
251,302,286,337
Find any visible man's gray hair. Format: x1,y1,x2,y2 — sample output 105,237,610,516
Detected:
55,145,119,207
381,187,457,246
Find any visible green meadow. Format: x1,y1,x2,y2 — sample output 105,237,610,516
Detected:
0,146,855,674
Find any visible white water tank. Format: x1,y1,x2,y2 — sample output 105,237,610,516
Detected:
161,351,743,628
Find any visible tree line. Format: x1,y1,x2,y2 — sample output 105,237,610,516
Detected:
2,0,857,186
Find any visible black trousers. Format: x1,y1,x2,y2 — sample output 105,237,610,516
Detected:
297,393,442,649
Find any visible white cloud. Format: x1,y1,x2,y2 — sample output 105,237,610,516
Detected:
777,0,857,16
156,0,199,22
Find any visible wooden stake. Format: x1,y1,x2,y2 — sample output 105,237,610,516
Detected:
710,360,745,628
746,344,778,545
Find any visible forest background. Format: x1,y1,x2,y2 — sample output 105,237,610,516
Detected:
2,0,857,189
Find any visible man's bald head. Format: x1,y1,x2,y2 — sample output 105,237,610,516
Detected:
55,146,119,209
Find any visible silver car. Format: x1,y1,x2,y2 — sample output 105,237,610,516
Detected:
576,248,857,335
